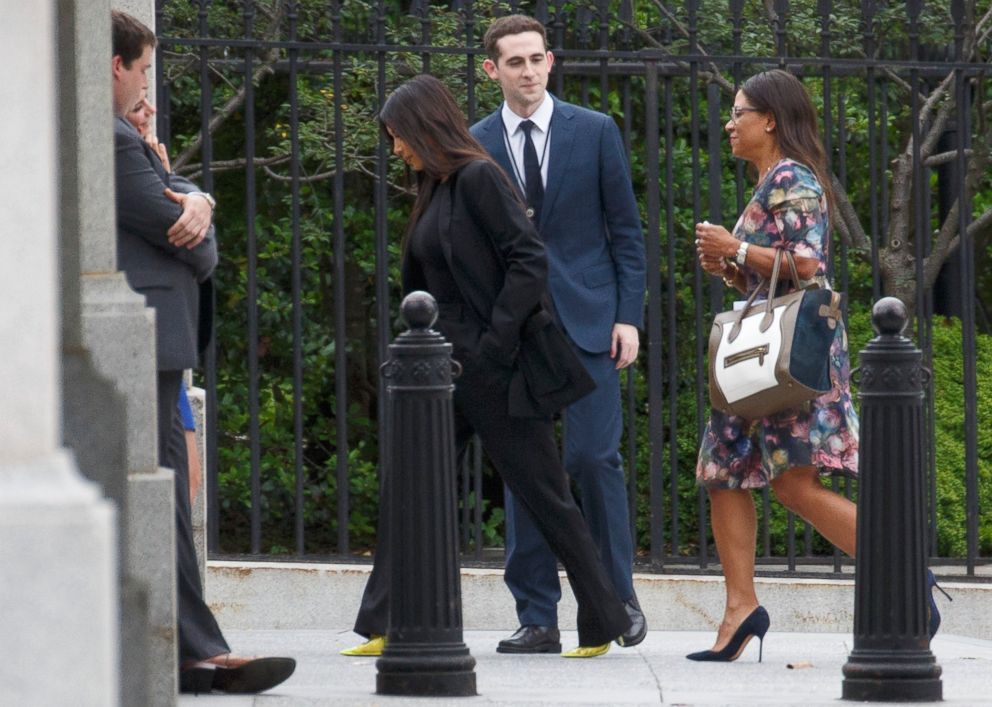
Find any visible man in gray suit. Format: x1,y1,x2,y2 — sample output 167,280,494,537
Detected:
112,10,294,694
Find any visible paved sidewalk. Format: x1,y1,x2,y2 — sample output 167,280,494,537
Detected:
180,629,991,705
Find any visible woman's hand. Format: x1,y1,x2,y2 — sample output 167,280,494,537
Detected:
145,134,172,172
694,221,738,277
695,221,738,261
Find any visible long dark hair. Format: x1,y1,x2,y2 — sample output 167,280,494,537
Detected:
378,74,502,239
741,69,834,215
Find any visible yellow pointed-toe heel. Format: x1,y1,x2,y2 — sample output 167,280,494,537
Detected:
340,635,385,656
562,643,610,658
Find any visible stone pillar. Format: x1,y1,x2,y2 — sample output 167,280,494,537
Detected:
57,0,157,704
74,0,178,702
189,382,209,581
0,2,118,705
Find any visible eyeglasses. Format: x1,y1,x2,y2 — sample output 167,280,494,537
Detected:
728,106,760,124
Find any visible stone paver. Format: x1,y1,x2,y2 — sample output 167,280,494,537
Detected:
179,629,992,706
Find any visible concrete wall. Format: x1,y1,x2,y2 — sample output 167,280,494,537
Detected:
204,562,981,639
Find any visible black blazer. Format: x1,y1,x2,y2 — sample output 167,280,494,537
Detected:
401,159,545,367
401,159,594,417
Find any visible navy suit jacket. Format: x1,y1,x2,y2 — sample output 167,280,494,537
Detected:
114,117,218,371
471,97,645,354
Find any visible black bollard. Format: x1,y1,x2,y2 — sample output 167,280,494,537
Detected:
842,297,942,701
375,291,476,697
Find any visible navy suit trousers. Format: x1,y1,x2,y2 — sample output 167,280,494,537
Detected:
503,346,635,627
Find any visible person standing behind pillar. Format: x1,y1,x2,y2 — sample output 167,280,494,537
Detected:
111,10,295,694
470,14,648,654
126,92,203,505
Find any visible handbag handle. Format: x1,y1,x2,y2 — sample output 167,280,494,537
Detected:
727,248,802,343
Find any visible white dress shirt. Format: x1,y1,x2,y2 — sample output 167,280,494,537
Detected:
500,94,553,192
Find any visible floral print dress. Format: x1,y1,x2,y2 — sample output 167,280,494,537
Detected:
696,159,860,489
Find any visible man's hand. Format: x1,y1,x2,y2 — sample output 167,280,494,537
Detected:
611,322,640,369
164,187,211,249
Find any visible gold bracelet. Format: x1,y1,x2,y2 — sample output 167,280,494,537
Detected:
722,262,739,288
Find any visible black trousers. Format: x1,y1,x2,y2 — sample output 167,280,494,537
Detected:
353,318,630,646
158,370,230,665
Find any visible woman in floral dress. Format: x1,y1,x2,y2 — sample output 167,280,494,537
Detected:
690,70,859,662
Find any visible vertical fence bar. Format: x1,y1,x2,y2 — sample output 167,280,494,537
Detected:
730,0,745,212
373,0,390,561
154,0,166,134
186,0,222,556
662,16,679,565
644,59,663,567
459,0,475,557
576,5,591,106
464,2,476,125
687,0,709,569
287,1,305,555
837,91,849,302
332,0,349,556
774,0,788,66
597,0,609,114
619,0,639,547
552,1,565,97
817,0,844,574
411,0,430,73
951,0,979,574
471,437,483,561
242,0,262,555
861,0,880,302
706,83,723,318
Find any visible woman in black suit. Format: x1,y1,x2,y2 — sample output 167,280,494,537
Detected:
342,75,630,658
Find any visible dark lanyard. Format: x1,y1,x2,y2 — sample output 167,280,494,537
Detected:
500,116,550,196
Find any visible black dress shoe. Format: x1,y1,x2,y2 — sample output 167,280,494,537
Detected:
497,625,562,654
617,595,647,647
180,656,296,694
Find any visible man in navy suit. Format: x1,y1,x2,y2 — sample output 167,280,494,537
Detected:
471,14,648,653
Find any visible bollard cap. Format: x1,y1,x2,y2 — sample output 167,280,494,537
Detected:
401,291,439,331
872,297,908,336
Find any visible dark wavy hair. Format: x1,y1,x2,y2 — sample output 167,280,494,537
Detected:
378,74,507,239
741,69,834,215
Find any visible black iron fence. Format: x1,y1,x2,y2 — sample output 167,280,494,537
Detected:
154,0,992,578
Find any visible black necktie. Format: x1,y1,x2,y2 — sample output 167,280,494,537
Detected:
519,120,544,227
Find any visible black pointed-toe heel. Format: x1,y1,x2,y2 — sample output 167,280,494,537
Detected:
686,606,770,663
927,569,952,639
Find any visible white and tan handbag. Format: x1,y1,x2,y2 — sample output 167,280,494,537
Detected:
708,248,843,420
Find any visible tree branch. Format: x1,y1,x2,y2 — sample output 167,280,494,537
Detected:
171,0,288,171
171,58,279,171
263,165,337,183
925,148,974,168
830,175,870,253
177,154,290,181
632,4,734,94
